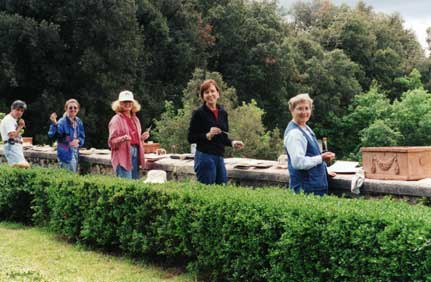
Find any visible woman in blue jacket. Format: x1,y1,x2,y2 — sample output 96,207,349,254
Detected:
283,94,335,196
48,99,85,173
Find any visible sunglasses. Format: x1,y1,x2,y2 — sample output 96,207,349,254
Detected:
68,106,78,110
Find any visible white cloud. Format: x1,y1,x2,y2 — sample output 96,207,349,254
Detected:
403,18,431,55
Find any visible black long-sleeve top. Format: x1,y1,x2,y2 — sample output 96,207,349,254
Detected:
188,104,232,156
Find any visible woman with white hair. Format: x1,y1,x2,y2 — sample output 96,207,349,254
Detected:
48,98,85,173
108,90,149,179
283,93,336,196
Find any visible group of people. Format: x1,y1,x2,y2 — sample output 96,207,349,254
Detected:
0,80,335,195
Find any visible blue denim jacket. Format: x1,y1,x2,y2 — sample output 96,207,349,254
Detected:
48,116,85,163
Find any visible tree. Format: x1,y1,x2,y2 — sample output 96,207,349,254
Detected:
336,83,392,159
0,1,142,147
359,119,402,147
427,26,431,52
395,68,424,92
389,88,431,146
289,0,339,32
0,12,65,142
291,37,363,140
202,0,296,129
227,100,283,159
135,0,206,126
289,1,425,99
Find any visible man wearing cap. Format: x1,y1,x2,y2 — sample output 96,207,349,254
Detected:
0,100,29,166
108,90,150,179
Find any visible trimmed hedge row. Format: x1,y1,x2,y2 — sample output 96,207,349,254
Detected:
2,166,431,281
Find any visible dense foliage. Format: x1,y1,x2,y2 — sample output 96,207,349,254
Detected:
0,0,430,158
2,166,431,281
336,70,431,159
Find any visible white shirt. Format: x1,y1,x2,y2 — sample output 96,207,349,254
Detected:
284,126,323,170
0,114,18,141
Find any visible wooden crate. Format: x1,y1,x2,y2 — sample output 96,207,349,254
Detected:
361,146,431,180
143,142,160,153
22,137,33,145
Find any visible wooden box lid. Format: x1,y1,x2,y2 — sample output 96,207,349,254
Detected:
361,146,431,153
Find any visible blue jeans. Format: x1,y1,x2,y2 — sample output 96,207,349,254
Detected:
302,187,328,196
59,148,78,173
194,150,227,184
116,145,139,179
4,143,26,165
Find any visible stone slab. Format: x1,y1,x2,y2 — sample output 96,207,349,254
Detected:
2,145,431,198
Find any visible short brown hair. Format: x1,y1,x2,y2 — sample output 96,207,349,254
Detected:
200,79,220,99
288,93,313,112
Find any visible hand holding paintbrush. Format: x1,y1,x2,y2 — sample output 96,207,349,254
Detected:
141,124,151,141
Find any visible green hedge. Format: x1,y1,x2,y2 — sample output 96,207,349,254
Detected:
1,166,431,281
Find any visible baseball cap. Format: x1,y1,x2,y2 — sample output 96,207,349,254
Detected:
118,91,134,102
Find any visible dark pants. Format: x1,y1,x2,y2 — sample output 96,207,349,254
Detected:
194,150,227,184
290,185,328,196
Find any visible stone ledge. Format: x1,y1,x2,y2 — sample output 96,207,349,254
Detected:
1,145,431,198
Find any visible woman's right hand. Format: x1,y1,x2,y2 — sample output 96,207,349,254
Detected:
70,139,80,148
206,127,222,140
322,151,335,162
121,135,131,142
50,112,57,125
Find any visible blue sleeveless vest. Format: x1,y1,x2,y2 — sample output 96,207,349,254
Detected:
284,121,328,195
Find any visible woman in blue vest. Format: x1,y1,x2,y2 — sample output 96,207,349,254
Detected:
283,94,335,196
48,99,85,173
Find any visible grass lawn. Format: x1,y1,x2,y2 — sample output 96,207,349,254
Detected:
0,222,194,282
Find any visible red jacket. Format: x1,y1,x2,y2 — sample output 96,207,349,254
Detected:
108,113,145,172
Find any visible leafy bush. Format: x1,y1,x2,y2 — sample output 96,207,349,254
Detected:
335,83,392,158
227,100,283,159
390,88,431,146
338,72,431,159
3,166,431,281
360,119,402,147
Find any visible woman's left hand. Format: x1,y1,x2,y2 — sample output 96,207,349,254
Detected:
141,131,150,141
70,139,79,148
328,170,337,178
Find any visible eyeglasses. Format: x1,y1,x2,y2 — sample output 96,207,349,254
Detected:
68,106,78,110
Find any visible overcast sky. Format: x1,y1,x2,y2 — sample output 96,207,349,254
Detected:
279,0,430,53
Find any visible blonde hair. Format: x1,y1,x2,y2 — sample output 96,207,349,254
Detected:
111,100,141,113
64,99,80,111
288,93,313,112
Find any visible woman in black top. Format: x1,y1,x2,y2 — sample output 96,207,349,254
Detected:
188,79,244,184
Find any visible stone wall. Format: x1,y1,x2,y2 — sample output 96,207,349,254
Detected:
2,145,431,199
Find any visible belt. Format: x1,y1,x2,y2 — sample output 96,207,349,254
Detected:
3,140,23,145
